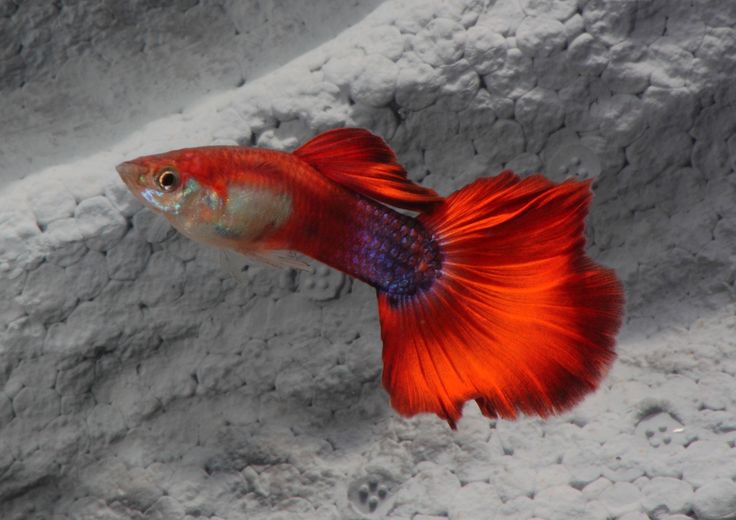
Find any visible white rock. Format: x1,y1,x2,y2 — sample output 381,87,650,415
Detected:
29,180,77,228
412,18,466,67
322,49,366,87
641,477,693,517
483,47,534,99
496,495,534,519
582,0,635,46
505,152,542,175
666,8,706,53
358,24,405,60
448,481,503,519
568,33,609,75
350,54,399,107
516,16,566,57
593,93,645,146
598,481,642,517
473,119,525,165
521,0,577,21
0,391,12,429
464,25,507,75
682,441,736,488
41,217,87,267
515,87,564,153
642,86,695,130
132,210,174,244
106,229,152,281
533,50,576,91
17,261,75,323
492,463,536,502
692,479,736,520
601,42,651,94
533,485,607,520
582,477,613,500
618,513,649,520
390,463,461,517
138,251,187,306
535,464,572,491
74,196,127,252
65,250,109,302
563,14,584,39
13,386,59,420
144,496,186,519
649,37,694,89
104,183,143,219
395,55,442,110
438,59,481,111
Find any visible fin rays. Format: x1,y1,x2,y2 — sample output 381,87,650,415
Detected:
377,171,624,427
294,128,443,212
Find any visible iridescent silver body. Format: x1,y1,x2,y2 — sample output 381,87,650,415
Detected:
121,165,293,254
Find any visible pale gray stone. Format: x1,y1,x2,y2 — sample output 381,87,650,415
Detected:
515,87,564,153
516,16,567,57
65,250,109,302
74,196,127,252
582,0,636,46
464,25,507,75
473,119,525,164
17,261,76,323
568,33,609,75
692,479,736,520
618,513,649,520
358,24,405,60
106,229,152,281
682,441,736,488
30,180,77,228
598,481,642,517
350,54,399,107
132,210,174,244
448,481,503,519
41,217,87,267
483,47,535,99
641,477,693,517
395,55,442,110
563,14,584,39
533,485,607,520
521,0,577,21
104,183,143,219
412,18,466,67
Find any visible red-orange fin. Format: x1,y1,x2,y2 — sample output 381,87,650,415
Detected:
294,128,443,212
377,171,624,428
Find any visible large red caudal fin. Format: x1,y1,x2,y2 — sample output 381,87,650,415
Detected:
377,171,624,428
294,128,443,212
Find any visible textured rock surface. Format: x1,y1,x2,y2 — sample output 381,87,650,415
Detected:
0,0,383,180
2,0,736,518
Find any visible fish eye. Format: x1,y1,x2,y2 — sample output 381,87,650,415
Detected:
156,168,180,192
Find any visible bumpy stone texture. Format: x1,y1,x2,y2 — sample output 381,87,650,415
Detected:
0,0,383,180
2,0,736,518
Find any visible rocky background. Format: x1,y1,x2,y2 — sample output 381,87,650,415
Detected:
2,0,736,518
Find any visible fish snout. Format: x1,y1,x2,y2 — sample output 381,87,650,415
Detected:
116,161,148,185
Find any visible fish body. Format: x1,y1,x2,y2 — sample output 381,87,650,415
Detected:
118,128,623,428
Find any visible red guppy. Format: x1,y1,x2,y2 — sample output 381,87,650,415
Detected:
117,128,623,428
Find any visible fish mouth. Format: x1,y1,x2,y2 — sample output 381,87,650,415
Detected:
116,161,148,187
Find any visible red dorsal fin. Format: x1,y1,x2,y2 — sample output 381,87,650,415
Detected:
294,128,443,212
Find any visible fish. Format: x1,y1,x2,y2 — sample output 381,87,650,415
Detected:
117,128,624,429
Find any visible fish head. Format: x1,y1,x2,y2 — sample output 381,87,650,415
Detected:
116,148,203,217
116,147,292,250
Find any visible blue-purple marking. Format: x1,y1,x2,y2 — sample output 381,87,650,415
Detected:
344,199,442,300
